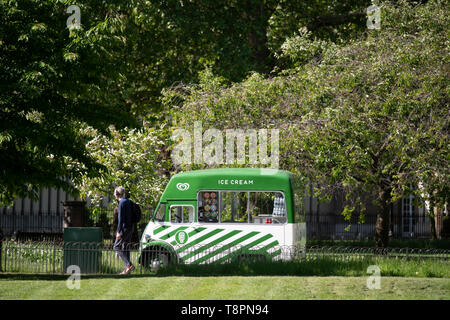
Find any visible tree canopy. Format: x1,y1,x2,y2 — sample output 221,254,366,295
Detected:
0,0,138,204
1,0,374,203
166,0,449,247
1,0,448,247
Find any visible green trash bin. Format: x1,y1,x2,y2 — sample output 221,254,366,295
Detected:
63,227,102,274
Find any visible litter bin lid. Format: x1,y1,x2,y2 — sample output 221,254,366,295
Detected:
63,227,103,242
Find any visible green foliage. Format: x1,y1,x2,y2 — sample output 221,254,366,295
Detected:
268,0,370,45
2,0,447,250
76,123,171,210
157,256,450,278
84,207,112,239
276,27,335,68
165,0,449,247
2,241,63,272
0,0,384,207
0,0,137,205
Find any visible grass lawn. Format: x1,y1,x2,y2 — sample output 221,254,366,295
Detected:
0,274,449,300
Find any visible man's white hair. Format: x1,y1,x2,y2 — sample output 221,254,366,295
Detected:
114,186,125,198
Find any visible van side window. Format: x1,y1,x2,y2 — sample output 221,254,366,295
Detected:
197,190,287,224
154,203,166,222
220,192,248,223
249,192,287,224
170,205,194,223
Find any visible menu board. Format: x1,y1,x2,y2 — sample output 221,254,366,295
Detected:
199,191,218,221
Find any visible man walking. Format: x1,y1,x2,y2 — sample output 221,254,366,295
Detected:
113,186,135,274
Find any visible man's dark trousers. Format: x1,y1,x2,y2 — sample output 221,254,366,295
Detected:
113,225,134,268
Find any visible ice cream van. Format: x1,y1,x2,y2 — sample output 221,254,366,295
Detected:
138,168,306,267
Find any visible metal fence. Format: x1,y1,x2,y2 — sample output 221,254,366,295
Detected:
1,211,437,241
1,240,448,275
307,214,433,240
0,207,154,241
305,245,450,261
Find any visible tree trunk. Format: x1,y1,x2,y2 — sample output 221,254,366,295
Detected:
434,206,443,240
430,215,437,240
429,200,437,240
375,189,391,248
242,0,273,74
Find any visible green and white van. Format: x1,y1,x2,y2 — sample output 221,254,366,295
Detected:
138,168,306,266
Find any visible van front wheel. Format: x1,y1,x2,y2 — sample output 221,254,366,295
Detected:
140,246,175,268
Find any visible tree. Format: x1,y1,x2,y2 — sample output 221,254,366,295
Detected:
165,0,449,247
101,0,375,115
75,122,171,211
0,0,137,204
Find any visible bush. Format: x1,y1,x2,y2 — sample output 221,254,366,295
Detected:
156,256,450,278
307,239,450,249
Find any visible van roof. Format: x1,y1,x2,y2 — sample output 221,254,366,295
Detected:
161,168,293,201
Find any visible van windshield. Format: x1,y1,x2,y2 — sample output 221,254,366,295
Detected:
152,202,166,222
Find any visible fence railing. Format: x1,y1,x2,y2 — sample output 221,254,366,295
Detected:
305,245,450,261
306,214,434,240
1,240,448,275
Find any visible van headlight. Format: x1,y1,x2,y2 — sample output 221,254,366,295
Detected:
144,234,151,242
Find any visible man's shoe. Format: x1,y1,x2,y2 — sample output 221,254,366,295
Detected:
124,265,135,274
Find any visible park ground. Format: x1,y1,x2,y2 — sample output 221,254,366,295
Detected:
0,274,449,300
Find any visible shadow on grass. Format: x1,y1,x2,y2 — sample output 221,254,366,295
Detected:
156,259,375,278
0,259,364,280
0,258,375,280
0,272,158,281
1,257,448,280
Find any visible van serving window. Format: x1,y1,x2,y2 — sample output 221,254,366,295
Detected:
220,192,248,223
249,191,286,224
197,190,287,224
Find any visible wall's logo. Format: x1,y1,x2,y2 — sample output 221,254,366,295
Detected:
176,183,190,191
175,231,189,244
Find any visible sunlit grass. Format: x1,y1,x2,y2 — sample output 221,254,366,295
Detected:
0,275,448,300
